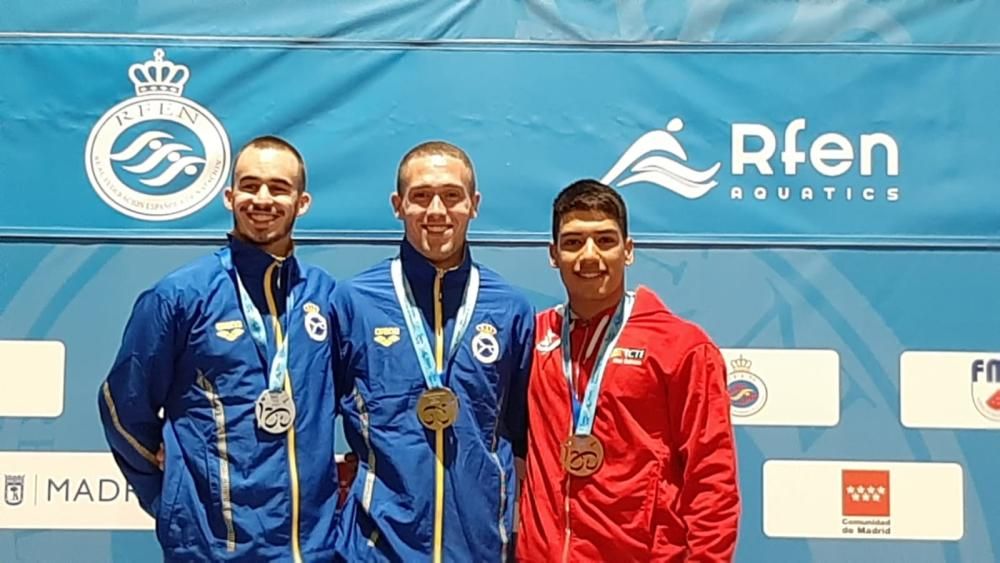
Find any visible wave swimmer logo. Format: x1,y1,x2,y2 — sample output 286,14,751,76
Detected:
601,118,722,199
85,49,231,221
604,117,901,203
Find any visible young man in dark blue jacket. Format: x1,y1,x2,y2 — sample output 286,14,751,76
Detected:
331,141,534,562
98,136,339,562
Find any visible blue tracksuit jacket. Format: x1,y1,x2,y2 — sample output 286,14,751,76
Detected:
97,236,338,562
331,240,534,562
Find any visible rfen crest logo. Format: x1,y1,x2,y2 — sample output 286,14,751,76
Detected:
85,48,231,221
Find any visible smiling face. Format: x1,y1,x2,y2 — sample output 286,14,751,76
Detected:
223,144,310,256
391,152,480,270
550,209,634,318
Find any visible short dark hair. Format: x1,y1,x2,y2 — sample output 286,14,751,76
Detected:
232,135,307,192
396,140,476,194
551,179,628,241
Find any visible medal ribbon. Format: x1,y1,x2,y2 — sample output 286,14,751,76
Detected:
219,249,293,393
560,291,635,436
390,257,479,389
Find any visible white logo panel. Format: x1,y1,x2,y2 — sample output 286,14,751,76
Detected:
721,348,840,426
763,459,963,541
900,350,1000,429
0,340,65,417
0,452,153,530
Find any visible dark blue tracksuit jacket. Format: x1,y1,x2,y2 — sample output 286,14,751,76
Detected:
98,236,339,562
331,240,534,562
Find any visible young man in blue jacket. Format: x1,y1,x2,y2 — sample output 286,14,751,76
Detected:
331,141,534,562
98,136,339,562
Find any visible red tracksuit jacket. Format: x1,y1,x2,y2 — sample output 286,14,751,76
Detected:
517,287,740,562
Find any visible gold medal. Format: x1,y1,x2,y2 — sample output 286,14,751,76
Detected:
560,435,604,477
416,388,460,430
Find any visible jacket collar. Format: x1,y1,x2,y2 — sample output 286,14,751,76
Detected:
399,237,472,289
568,299,619,327
226,233,297,283
567,286,662,325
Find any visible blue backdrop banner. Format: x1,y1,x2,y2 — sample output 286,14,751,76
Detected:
1,43,999,244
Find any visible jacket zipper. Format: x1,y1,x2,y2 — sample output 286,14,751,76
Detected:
432,268,446,563
562,317,600,562
264,260,303,563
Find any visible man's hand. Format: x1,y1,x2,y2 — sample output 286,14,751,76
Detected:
156,444,165,471
515,457,526,481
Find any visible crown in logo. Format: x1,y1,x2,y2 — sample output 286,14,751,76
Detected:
730,356,753,371
476,323,497,335
303,303,320,315
129,49,190,96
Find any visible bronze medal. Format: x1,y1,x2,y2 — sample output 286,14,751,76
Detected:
560,434,604,477
416,388,460,430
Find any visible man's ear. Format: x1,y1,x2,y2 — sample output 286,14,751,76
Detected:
548,242,558,268
470,191,482,219
223,187,234,211
390,192,402,219
624,237,635,266
296,191,312,217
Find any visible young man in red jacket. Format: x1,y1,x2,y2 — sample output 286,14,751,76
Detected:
517,179,740,562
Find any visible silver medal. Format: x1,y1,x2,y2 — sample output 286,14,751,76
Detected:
255,389,296,434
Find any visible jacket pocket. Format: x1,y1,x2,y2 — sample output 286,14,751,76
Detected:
155,457,183,548
196,372,237,553
650,464,687,559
